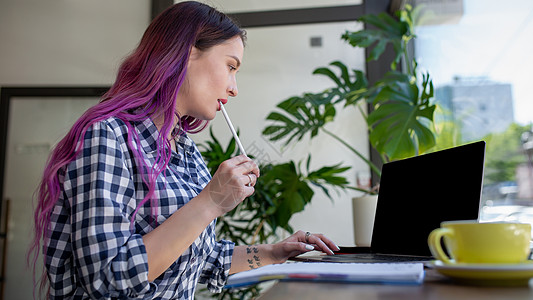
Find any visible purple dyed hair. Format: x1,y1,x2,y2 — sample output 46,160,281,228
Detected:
29,1,245,295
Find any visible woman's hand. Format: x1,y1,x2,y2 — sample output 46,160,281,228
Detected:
201,155,260,216
269,230,340,264
230,232,339,274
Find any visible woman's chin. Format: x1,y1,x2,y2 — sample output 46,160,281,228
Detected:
187,110,216,121
200,112,216,121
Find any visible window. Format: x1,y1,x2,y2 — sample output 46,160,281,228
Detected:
414,0,533,222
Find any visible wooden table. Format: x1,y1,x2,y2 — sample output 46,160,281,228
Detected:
258,269,533,300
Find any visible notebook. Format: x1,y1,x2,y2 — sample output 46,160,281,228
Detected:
293,141,486,263
225,262,425,288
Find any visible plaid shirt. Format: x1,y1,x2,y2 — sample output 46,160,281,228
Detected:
45,116,234,299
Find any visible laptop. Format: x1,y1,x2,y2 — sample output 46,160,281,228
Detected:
293,141,486,263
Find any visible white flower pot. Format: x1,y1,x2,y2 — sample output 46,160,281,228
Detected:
352,195,378,247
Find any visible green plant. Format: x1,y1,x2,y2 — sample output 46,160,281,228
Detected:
196,127,350,299
262,5,436,188
482,123,531,185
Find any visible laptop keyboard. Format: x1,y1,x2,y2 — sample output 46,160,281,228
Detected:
292,253,432,263
364,254,432,262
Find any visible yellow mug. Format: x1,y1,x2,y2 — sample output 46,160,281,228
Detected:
428,220,531,264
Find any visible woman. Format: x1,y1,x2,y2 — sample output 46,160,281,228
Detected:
30,1,338,299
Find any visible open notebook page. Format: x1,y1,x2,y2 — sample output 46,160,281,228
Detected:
225,262,425,288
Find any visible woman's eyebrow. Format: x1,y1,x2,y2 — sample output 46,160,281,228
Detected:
227,55,241,68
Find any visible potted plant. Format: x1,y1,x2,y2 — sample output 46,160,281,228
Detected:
262,5,437,246
263,4,436,183
197,127,350,299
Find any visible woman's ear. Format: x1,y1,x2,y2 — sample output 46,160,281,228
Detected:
188,46,201,64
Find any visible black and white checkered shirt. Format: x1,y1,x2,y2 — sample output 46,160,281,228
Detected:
45,116,234,299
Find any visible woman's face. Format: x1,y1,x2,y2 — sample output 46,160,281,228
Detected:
176,35,244,121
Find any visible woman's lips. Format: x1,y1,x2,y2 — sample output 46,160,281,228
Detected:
217,99,228,111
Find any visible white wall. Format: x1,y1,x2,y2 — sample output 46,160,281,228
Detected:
0,0,150,85
1,1,369,298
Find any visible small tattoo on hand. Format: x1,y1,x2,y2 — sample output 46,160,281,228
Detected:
246,246,261,269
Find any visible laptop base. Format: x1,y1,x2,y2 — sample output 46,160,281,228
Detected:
291,252,432,264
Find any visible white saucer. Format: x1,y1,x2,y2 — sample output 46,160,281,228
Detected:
427,260,533,286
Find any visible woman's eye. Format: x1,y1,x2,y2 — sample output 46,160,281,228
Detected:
229,65,237,71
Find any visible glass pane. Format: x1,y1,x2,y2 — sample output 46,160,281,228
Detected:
3,97,99,300
414,0,533,222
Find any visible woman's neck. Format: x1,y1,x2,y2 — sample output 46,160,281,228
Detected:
152,111,180,139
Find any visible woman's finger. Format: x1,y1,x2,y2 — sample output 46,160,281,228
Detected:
314,233,340,252
242,173,256,187
277,242,316,261
228,154,252,165
230,155,259,176
304,232,339,255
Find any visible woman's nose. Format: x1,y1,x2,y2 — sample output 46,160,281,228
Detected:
228,84,238,97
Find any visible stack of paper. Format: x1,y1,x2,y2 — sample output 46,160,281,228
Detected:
225,262,425,288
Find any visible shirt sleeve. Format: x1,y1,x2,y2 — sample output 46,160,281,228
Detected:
198,236,235,293
64,120,156,298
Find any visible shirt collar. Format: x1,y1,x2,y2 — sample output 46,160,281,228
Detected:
135,117,194,154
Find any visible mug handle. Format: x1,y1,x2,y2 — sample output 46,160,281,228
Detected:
428,228,454,264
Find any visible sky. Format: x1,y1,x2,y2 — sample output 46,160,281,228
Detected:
415,0,533,125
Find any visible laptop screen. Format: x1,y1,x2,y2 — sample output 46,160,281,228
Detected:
370,141,486,257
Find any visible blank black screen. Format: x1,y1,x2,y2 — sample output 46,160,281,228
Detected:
370,141,486,256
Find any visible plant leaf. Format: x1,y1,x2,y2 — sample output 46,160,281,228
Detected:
367,88,436,160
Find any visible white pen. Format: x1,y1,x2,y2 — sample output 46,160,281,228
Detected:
219,101,247,156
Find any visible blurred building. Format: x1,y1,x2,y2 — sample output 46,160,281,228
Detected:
435,76,515,142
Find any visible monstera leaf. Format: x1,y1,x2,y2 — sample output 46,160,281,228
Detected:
313,61,368,98
262,61,366,145
366,72,436,160
342,12,413,70
262,93,337,145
